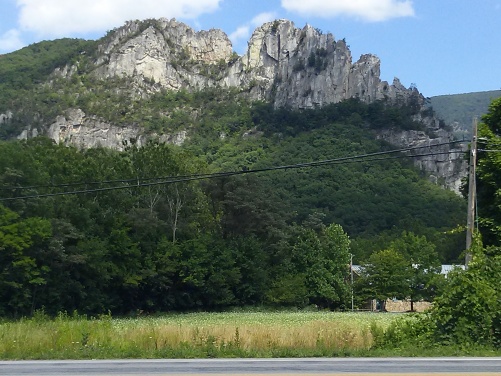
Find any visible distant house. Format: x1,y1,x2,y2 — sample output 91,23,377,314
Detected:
351,264,364,278
441,264,465,277
352,264,464,276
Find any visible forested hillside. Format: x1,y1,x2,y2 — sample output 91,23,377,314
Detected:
0,32,467,317
0,96,466,316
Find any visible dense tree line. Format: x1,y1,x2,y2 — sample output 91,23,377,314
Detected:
0,138,357,316
0,110,466,317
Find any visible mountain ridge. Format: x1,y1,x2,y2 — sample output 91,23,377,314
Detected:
0,17,466,191
88,18,421,109
430,90,501,139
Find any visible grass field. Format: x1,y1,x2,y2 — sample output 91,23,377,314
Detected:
0,311,402,359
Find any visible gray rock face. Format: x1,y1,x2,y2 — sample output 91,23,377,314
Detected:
376,128,467,193
224,20,410,108
47,109,143,150
90,19,420,109
94,18,233,90
17,108,187,150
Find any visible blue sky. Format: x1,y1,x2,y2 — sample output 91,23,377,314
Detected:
0,0,500,98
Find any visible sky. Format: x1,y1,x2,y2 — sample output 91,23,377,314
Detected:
0,0,500,98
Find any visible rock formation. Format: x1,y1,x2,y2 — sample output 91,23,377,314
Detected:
11,18,466,191
94,18,233,91
223,20,413,109
17,108,187,150
90,18,418,109
376,127,467,193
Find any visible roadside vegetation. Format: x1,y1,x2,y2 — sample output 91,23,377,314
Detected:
0,311,390,359
0,311,449,359
1,309,498,359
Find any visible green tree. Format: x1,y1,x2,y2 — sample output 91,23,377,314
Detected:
476,97,501,248
313,223,351,308
121,140,210,243
358,249,412,311
389,231,442,310
204,175,290,241
430,241,501,347
171,234,240,309
229,236,269,305
0,205,51,316
268,223,351,309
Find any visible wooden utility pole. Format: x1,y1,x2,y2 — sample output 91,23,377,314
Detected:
350,254,354,311
465,118,478,268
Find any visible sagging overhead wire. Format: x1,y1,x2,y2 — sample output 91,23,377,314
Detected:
0,140,468,201
0,140,467,192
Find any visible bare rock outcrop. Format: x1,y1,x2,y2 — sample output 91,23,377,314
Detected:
224,20,404,108
90,19,421,109
93,18,233,91
18,108,186,150
376,123,467,193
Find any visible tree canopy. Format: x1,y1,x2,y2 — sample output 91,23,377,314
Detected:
0,119,466,316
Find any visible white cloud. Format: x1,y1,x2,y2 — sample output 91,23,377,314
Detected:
228,12,277,46
229,26,250,44
281,0,415,22
250,12,277,27
16,0,222,37
0,29,24,52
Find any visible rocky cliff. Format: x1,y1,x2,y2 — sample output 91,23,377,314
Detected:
90,18,416,108
93,18,233,91
17,108,187,150
376,127,467,193
10,17,466,192
225,20,413,108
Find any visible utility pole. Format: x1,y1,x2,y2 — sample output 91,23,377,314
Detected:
350,254,354,311
465,117,478,268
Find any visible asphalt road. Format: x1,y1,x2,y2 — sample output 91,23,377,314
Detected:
1,358,500,375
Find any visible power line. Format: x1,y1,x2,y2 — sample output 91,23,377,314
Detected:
0,142,468,201
0,171,213,191
0,148,467,201
0,140,467,192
